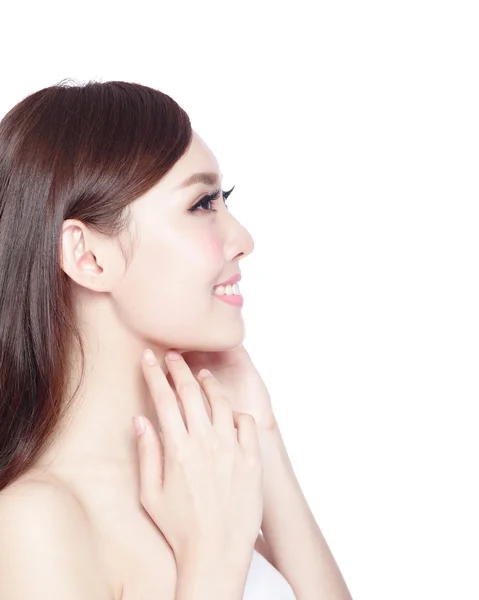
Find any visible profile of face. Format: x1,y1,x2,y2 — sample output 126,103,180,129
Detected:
62,130,255,355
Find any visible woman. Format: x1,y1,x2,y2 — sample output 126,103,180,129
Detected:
0,81,352,599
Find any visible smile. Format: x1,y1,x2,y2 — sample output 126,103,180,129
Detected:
213,283,241,296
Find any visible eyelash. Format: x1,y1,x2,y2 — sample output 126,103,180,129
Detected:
189,185,235,213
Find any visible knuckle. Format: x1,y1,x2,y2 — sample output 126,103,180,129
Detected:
208,391,229,406
199,434,219,456
196,428,217,448
210,432,229,453
196,432,229,458
244,452,262,470
151,387,175,407
177,381,200,396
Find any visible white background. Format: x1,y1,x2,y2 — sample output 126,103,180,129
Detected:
1,1,478,598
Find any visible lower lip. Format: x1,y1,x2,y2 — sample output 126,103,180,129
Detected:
213,292,244,307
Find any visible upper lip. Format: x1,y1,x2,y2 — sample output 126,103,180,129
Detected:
214,273,241,288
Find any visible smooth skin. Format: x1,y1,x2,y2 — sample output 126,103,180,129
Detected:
138,349,264,600
0,131,267,600
0,348,263,600
137,349,263,563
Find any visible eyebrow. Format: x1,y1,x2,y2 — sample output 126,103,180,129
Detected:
178,172,223,189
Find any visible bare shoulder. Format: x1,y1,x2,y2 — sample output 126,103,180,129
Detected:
0,477,115,600
0,475,88,535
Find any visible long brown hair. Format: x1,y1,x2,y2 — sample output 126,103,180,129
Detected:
0,79,192,491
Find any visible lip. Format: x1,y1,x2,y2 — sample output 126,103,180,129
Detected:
213,273,241,288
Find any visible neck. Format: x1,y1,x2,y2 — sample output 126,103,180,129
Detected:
35,305,168,485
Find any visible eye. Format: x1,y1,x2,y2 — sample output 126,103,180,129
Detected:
189,185,235,213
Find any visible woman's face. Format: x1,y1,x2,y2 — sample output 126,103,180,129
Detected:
111,130,255,352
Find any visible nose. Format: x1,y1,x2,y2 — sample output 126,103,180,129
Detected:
221,210,255,262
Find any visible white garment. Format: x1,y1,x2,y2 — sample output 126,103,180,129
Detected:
243,549,297,599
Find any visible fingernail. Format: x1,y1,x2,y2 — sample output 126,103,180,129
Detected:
166,350,181,361
198,369,211,379
132,416,145,436
143,349,157,365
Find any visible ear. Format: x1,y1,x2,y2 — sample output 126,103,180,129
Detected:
60,219,122,292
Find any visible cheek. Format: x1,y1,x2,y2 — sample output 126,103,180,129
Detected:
201,234,224,270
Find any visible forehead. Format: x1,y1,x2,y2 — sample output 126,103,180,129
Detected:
130,130,222,214
166,130,221,187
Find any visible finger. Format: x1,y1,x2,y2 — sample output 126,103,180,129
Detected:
167,371,212,425
165,350,212,435
141,349,187,447
133,416,164,511
233,412,261,456
197,370,235,435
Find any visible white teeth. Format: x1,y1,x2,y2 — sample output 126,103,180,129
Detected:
214,282,242,296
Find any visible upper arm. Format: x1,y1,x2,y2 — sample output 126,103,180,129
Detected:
0,482,114,600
